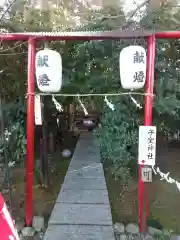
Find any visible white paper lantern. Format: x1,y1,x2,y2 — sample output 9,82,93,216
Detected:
35,49,62,93
119,45,146,90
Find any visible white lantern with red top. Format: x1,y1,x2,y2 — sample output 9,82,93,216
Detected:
119,45,146,90
35,49,62,93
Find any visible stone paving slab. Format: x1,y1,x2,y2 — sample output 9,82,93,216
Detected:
68,162,101,172
75,140,94,147
44,225,115,240
68,161,102,171
71,154,100,163
66,163,104,178
57,189,109,204
62,177,107,190
49,203,112,225
79,132,93,138
71,150,100,161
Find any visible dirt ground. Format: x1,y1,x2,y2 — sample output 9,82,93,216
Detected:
106,137,180,232
6,159,70,223
2,134,180,232
2,133,78,225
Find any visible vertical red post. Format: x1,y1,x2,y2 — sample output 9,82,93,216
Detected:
26,37,36,226
139,164,143,232
139,35,156,233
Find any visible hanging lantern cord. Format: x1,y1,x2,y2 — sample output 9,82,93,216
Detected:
44,42,49,49
0,97,12,214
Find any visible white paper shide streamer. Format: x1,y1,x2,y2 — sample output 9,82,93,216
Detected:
4,129,11,142
34,95,42,125
153,167,180,191
77,96,88,115
104,96,115,111
52,95,63,112
130,94,142,109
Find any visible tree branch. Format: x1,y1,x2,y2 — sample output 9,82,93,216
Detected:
126,0,151,21
0,0,18,22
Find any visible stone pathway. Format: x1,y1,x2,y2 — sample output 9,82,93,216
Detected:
44,132,115,240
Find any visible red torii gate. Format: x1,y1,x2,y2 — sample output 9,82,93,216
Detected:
1,30,179,233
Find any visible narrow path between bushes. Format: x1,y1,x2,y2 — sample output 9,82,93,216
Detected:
44,132,115,240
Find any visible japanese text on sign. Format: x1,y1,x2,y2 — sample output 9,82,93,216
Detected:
133,71,145,82
147,128,155,160
138,126,157,166
133,51,145,83
36,54,51,87
133,51,145,64
36,55,49,67
141,166,152,182
38,74,50,87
